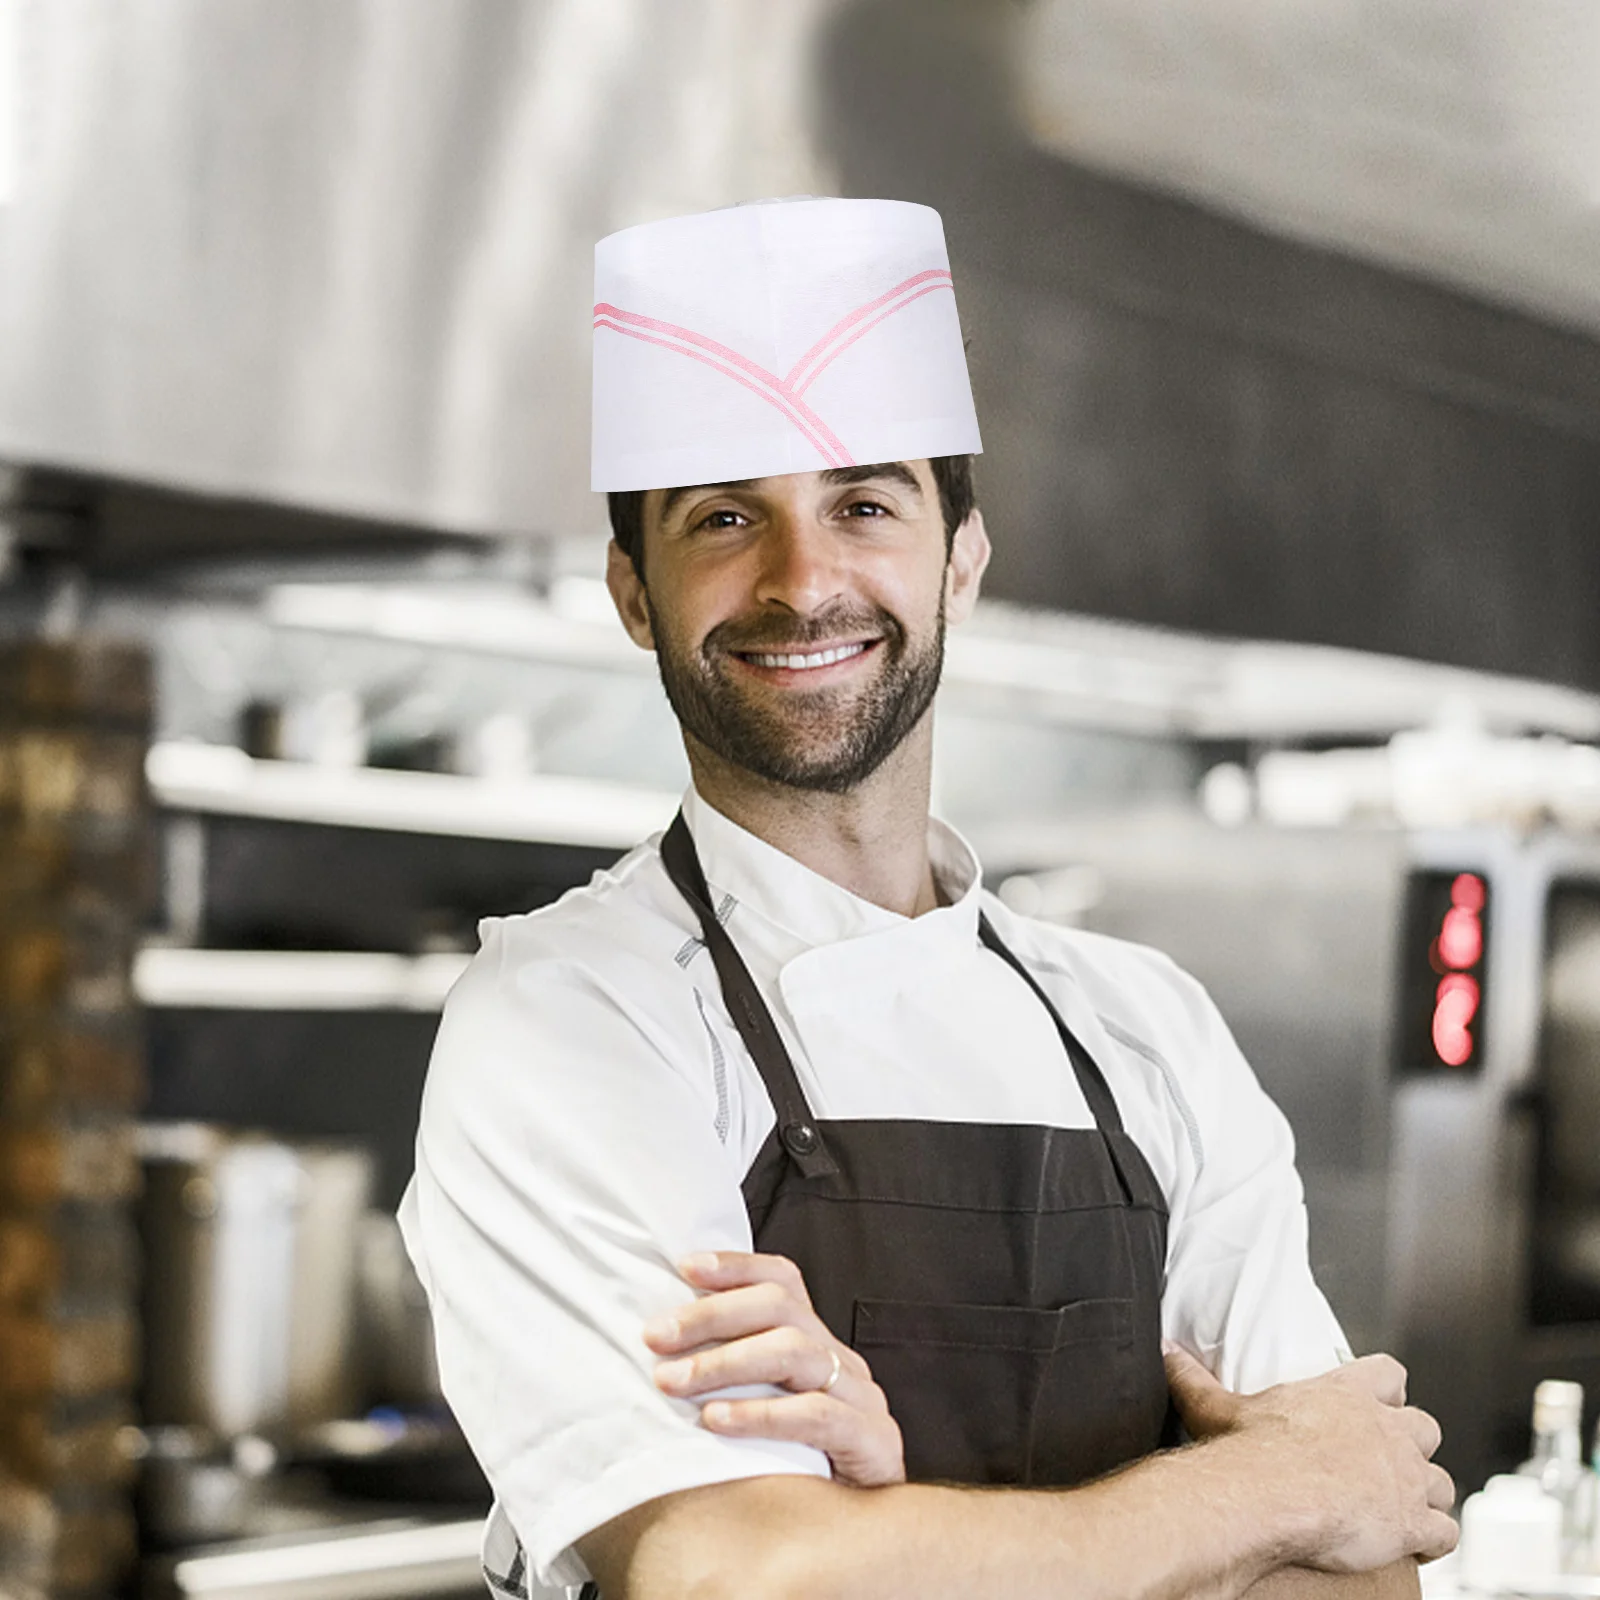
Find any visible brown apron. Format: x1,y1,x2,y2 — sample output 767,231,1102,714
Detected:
659,811,1174,1486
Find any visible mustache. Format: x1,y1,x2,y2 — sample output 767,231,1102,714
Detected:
705,604,901,657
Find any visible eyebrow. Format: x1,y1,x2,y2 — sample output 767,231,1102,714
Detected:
657,462,924,522
821,462,924,498
658,478,757,522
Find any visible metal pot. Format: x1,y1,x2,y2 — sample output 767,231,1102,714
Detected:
139,1124,374,1438
134,1426,263,1549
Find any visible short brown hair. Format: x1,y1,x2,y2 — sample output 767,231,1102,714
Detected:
607,455,976,580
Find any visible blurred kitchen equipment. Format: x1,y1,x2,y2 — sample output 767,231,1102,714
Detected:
453,711,533,783
354,1212,439,1407
138,1124,374,1438
1520,1380,1596,1565
136,1415,487,1550
239,703,286,764
145,1515,486,1600
1232,712,1600,834
979,810,1600,1495
135,1426,270,1548
1460,1474,1564,1593
241,695,367,769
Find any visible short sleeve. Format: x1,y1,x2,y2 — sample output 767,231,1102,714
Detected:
398,921,828,1591
1155,966,1352,1393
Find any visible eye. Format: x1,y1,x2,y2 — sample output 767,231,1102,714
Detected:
840,497,891,519
692,508,749,533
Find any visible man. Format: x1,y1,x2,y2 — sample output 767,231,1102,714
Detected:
400,198,1456,1599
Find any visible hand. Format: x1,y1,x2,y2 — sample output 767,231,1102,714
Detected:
1164,1345,1458,1573
644,1250,905,1487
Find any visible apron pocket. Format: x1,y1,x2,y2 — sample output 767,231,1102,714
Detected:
851,1297,1139,1486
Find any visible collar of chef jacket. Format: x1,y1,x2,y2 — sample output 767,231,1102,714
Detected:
672,786,1131,1141
677,785,985,998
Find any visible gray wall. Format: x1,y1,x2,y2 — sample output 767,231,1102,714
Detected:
821,0,1600,693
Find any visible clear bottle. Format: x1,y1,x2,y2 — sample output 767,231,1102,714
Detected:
1586,1410,1600,1576
1518,1379,1596,1569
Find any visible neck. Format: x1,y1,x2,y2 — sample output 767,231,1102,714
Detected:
684,718,941,918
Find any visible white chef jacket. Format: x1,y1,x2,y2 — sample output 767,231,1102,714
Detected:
398,787,1349,1595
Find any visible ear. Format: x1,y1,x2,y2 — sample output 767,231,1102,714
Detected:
606,539,657,651
943,507,991,627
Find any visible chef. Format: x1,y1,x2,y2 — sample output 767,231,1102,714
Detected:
399,197,1456,1600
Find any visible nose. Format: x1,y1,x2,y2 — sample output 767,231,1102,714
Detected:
751,510,845,616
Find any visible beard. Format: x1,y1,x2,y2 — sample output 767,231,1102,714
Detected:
648,595,946,794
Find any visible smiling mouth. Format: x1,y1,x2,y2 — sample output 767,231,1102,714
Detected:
735,641,875,672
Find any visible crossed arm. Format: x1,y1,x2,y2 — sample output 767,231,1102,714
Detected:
577,1253,1453,1600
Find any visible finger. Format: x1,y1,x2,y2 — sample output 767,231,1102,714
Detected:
700,1391,862,1440
1163,1343,1239,1438
676,1251,812,1307
644,1280,819,1353
1398,1405,1443,1460
655,1325,846,1400
1417,1508,1460,1562
1342,1352,1407,1407
1425,1461,1456,1514
700,1393,905,1488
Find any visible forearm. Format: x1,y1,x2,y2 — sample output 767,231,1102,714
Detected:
585,1435,1352,1600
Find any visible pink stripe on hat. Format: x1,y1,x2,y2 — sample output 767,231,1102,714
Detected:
593,314,851,469
785,269,954,394
791,280,957,399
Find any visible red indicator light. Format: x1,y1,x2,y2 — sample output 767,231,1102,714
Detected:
1438,906,1484,970
1433,974,1481,1066
1432,1018,1474,1067
1431,879,1486,1065
1436,971,1480,1018
1432,951,1483,1067
1405,870,1491,1075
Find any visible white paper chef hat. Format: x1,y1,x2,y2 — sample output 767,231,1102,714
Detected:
591,197,981,492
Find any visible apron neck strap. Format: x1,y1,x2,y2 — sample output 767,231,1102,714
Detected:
659,812,838,1179
977,913,1128,1138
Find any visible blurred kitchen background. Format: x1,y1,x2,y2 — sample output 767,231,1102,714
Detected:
4,1,1600,1595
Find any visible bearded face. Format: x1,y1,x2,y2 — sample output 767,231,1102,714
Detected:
605,463,985,800
646,591,947,794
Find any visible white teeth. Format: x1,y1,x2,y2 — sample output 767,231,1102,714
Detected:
748,642,869,671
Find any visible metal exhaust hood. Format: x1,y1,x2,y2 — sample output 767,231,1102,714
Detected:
0,0,840,545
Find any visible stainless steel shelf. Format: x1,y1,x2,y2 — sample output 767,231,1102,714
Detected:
134,947,472,1012
147,741,678,847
